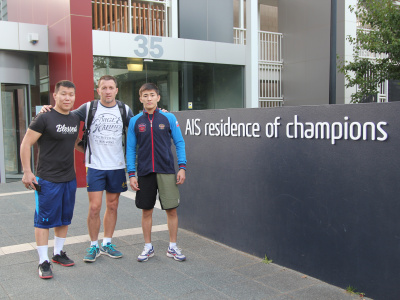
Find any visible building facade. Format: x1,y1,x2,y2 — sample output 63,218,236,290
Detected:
0,0,397,184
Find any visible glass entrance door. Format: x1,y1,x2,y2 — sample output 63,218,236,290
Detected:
1,84,28,181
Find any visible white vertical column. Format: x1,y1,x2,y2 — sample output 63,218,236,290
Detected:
344,0,357,104
171,0,178,38
0,82,5,183
245,0,259,108
239,0,244,29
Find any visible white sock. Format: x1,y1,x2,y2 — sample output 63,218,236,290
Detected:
53,236,66,256
145,243,153,250
91,241,99,248
102,238,112,246
169,242,177,249
37,245,49,264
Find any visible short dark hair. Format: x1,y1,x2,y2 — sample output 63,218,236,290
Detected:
139,83,159,96
54,80,76,93
98,75,118,87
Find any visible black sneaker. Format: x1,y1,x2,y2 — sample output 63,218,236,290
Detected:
38,260,53,279
52,251,75,267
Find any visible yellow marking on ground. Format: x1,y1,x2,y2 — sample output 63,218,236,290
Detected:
0,224,168,256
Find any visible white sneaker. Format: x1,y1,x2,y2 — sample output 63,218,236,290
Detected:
137,246,154,262
166,246,186,261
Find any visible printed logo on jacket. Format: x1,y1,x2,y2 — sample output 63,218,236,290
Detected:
139,123,146,132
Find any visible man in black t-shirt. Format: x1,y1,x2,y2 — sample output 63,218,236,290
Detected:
20,80,83,279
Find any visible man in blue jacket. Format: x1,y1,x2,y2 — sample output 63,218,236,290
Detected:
127,83,187,262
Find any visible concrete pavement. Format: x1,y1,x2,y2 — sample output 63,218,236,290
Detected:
0,182,372,299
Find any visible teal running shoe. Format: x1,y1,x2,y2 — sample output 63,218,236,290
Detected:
83,245,100,262
100,243,123,258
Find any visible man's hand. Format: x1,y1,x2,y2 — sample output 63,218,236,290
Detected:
74,137,84,153
22,171,38,190
176,169,186,185
129,177,140,191
39,105,53,113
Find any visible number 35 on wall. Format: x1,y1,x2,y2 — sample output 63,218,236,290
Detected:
134,35,164,59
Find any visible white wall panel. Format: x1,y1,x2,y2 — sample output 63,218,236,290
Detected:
109,32,138,58
159,37,185,61
92,30,110,56
216,42,245,65
19,23,48,52
0,22,48,52
184,39,216,63
0,21,19,50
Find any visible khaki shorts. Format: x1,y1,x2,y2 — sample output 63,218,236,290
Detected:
136,173,180,210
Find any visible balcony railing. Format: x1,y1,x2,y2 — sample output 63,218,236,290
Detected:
377,81,388,102
258,31,283,107
259,63,283,107
259,31,282,63
234,28,283,107
357,28,388,59
356,26,389,102
92,0,167,36
233,27,246,45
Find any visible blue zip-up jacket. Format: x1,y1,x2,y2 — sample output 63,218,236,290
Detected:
126,108,186,177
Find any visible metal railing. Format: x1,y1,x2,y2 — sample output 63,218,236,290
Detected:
259,31,282,63
92,0,168,36
357,29,388,59
234,28,284,107
259,63,282,98
259,63,283,107
259,99,283,108
359,49,388,60
356,26,388,101
377,80,388,102
259,31,283,107
233,27,246,45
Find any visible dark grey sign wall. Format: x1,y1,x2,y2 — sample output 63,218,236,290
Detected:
174,102,400,300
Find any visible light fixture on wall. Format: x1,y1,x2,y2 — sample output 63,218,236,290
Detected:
28,33,39,45
127,58,143,71
127,64,143,71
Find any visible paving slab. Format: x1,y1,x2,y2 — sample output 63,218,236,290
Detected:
0,182,373,300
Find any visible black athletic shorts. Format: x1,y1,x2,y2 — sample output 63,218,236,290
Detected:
136,173,180,210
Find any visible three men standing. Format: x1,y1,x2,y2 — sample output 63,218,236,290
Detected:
22,77,186,279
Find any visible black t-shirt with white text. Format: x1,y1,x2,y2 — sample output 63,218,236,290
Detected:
29,109,80,182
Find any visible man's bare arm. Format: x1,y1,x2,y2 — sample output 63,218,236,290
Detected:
74,137,84,153
20,129,42,190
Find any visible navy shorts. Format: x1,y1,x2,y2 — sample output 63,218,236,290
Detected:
34,177,77,229
86,168,128,193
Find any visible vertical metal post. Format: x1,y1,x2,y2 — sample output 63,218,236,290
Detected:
329,0,337,104
239,0,244,29
129,0,132,34
246,0,259,108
